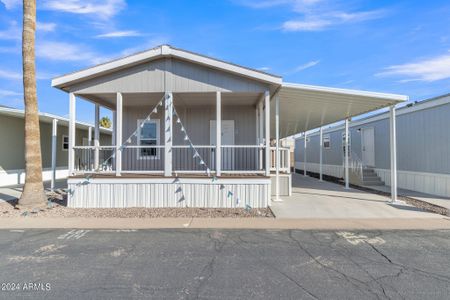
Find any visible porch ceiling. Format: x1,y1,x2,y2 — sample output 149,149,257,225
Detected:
273,83,408,138
78,92,261,110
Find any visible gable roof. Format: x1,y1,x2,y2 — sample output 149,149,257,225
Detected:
52,45,282,89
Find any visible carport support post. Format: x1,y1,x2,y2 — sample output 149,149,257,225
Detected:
216,91,221,176
68,93,76,175
51,118,58,190
115,93,123,176
264,91,270,177
258,100,264,170
389,105,398,203
303,132,307,176
164,92,173,177
344,118,350,189
274,95,282,202
94,104,100,170
319,127,323,181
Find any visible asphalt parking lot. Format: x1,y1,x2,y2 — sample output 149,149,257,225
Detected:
0,229,450,299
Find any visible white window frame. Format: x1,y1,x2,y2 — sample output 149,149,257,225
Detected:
137,119,160,160
323,134,331,149
62,135,69,151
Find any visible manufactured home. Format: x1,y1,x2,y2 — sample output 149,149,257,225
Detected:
51,45,407,208
295,93,450,198
0,105,111,187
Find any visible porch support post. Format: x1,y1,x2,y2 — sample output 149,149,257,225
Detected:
68,93,76,175
344,118,350,189
112,111,117,146
216,91,221,176
94,104,100,170
264,91,270,176
389,105,398,203
258,99,264,170
319,126,323,181
164,92,173,177
274,94,282,201
51,118,58,190
115,93,123,176
303,132,307,176
88,126,92,146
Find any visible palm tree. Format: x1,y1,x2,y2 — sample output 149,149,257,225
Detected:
100,116,112,128
19,0,47,208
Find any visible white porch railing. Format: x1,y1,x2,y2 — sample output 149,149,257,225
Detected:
349,150,364,179
270,146,291,173
73,145,268,174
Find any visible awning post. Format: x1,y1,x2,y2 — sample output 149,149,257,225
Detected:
344,118,350,189
274,95,282,202
115,93,123,176
303,132,307,176
390,105,398,202
51,118,58,190
319,126,323,181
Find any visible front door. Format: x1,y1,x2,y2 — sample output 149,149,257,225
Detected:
210,120,235,170
361,127,375,166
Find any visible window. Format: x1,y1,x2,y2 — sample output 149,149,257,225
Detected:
137,119,160,159
323,134,330,149
62,135,69,151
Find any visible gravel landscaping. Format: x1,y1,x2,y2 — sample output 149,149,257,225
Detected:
0,190,274,218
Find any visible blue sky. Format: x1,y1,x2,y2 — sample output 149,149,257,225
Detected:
1,0,450,124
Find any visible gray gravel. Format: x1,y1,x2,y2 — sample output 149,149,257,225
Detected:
0,190,274,218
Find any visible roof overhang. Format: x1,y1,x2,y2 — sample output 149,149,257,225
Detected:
0,107,112,134
273,83,408,138
52,45,282,89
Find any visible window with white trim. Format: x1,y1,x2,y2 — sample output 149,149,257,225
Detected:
323,134,330,149
62,135,69,151
137,119,160,159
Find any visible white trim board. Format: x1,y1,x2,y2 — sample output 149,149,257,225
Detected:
0,167,69,187
68,177,271,185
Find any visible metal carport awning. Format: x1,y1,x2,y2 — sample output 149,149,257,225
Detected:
272,83,408,138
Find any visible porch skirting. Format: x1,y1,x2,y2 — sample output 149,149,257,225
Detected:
67,177,271,208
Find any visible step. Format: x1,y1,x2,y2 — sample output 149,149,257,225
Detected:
362,180,385,186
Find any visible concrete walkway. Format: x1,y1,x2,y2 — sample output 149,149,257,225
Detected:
365,184,450,210
0,179,67,203
270,174,443,219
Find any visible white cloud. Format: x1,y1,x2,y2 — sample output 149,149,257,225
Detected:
42,0,126,20
0,69,21,80
95,30,142,38
377,54,450,82
293,60,320,72
37,22,57,32
0,89,21,97
0,0,21,9
0,21,21,40
236,0,388,31
258,66,271,71
282,9,386,31
36,41,99,64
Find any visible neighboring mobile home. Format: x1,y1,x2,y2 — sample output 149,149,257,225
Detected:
295,93,450,198
51,45,407,208
0,105,111,187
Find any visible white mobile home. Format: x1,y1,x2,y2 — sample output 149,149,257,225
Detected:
295,93,450,198
0,105,111,187
51,45,406,208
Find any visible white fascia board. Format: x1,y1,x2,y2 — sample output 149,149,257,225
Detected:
282,82,408,102
52,45,282,88
52,47,163,88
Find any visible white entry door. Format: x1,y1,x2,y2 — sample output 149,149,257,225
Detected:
210,120,235,170
361,127,375,166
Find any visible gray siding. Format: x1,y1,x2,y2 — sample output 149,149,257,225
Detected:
295,101,450,175
121,104,257,171
71,58,269,94
0,114,111,171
